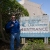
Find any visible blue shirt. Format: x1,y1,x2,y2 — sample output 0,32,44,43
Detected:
6,20,20,34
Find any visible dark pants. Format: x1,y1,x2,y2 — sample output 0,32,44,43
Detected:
10,33,20,50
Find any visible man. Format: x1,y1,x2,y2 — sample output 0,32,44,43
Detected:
6,14,20,50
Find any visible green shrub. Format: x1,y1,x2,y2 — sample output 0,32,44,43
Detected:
0,33,2,38
21,39,45,50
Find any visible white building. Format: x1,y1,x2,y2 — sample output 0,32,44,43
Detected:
19,0,45,16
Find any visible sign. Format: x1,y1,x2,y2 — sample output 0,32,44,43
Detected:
20,16,50,37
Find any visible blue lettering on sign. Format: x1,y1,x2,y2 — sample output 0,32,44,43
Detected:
21,19,47,27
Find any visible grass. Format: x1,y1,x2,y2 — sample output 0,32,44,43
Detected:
21,39,50,50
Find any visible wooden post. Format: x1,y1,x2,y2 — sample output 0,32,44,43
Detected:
44,37,48,44
21,38,25,44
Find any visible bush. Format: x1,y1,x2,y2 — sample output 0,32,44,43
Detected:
48,38,50,44
21,39,45,50
0,33,2,38
32,40,45,50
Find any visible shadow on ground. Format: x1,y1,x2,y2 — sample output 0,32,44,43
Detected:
0,40,24,50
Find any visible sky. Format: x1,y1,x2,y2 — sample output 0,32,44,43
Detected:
17,0,50,21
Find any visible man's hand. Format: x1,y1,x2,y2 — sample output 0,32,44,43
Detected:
11,24,14,27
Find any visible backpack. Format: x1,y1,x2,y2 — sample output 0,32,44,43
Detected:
5,22,11,33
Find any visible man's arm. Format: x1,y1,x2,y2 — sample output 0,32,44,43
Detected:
6,21,12,29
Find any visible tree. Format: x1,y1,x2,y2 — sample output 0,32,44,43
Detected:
0,0,29,43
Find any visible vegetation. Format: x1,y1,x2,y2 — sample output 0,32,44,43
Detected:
0,0,29,15
21,39,50,50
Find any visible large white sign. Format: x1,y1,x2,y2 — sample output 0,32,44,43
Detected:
20,16,49,33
